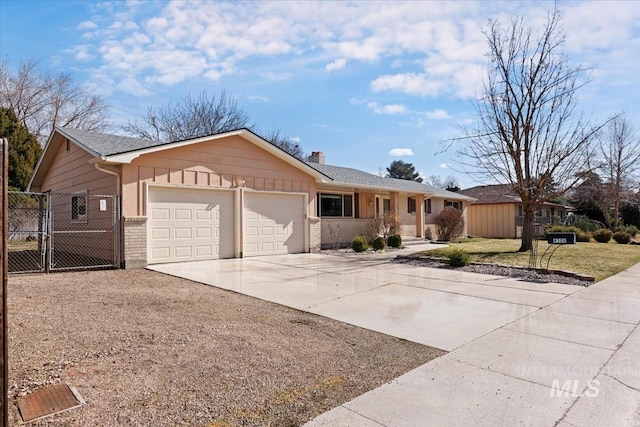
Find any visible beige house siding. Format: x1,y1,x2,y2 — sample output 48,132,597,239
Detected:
40,136,117,195
121,135,317,218
35,136,118,264
466,203,517,238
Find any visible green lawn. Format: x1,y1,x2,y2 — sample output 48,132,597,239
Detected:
420,238,640,281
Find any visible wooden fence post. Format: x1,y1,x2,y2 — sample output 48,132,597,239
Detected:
1,137,9,426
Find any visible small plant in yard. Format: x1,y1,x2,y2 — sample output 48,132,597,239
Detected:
387,234,402,248
372,236,385,250
351,236,369,252
592,228,612,243
365,216,382,242
434,207,465,241
613,231,632,244
616,225,639,237
447,248,470,267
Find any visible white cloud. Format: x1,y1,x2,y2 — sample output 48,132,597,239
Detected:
367,102,407,115
349,97,366,105
389,148,414,156
247,95,268,102
77,21,98,30
439,162,449,169
290,136,301,143
426,109,450,119
325,58,346,71
371,73,444,96
71,0,640,104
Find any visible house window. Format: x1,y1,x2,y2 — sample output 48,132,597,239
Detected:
517,205,523,217
71,191,87,222
425,198,432,214
408,197,416,213
445,200,461,210
66,139,70,152
318,193,353,217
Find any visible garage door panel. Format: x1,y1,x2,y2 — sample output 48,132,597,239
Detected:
148,187,234,264
244,192,305,257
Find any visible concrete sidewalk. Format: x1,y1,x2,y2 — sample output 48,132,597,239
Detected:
307,262,640,427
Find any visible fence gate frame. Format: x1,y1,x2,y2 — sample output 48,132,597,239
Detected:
8,191,120,274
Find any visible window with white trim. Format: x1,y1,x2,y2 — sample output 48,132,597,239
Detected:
71,191,87,222
425,198,432,214
318,193,353,217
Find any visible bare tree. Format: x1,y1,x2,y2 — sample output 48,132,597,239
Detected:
598,114,640,228
0,58,110,145
424,175,459,189
123,90,306,158
122,90,251,142
453,9,607,251
261,128,306,160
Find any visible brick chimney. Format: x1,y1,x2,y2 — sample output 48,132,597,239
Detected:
308,151,325,164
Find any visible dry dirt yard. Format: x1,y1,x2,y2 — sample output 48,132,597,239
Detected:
8,269,444,426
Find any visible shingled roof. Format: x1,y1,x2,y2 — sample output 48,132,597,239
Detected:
31,127,475,201
57,127,169,156
458,184,520,204
306,162,475,200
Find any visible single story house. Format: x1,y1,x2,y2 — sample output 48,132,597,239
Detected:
29,127,474,268
458,184,572,238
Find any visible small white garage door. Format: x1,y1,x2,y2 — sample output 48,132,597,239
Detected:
148,187,234,264
243,192,305,257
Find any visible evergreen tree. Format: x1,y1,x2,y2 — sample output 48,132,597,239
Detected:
386,160,423,182
0,108,41,190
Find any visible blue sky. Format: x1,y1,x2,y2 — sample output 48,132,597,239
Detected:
1,0,639,187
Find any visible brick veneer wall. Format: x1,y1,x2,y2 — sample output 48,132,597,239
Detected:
123,216,147,269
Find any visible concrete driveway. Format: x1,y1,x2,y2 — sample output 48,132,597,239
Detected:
148,252,579,351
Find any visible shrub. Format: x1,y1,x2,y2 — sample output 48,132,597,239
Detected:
387,234,402,248
447,248,470,267
434,207,465,241
592,228,612,243
372,236,385,250
616,225,639,237
365,212,402,241
350,236,369,252
365,216,382,242
575,229,592,242
613,231,632,244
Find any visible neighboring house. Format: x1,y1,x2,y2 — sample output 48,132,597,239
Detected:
458,184,572,238
29,127,474,268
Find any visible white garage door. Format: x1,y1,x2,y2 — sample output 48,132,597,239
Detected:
148,187,234,264
243,192,305,257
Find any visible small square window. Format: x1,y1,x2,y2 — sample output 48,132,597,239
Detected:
71,192,87,222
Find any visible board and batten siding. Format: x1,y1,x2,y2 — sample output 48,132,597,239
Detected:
466,203,517,238
40,136,117,195
121,135,317,218
38,136,118,262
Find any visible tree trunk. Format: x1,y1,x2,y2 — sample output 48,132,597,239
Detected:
519,205,535,252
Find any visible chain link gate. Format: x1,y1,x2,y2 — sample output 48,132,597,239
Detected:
8,191,120,273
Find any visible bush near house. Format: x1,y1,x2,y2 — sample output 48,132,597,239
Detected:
615,225,639,238
351,236,369,252
434,207,465,242
372,236,385,250
592,228,613,243
613,231,632,244
447,248,470,267
387,234,402,248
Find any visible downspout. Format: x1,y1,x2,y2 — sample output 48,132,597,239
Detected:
94,162,123,267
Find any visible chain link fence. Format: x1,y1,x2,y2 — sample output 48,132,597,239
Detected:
8,191,119,273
